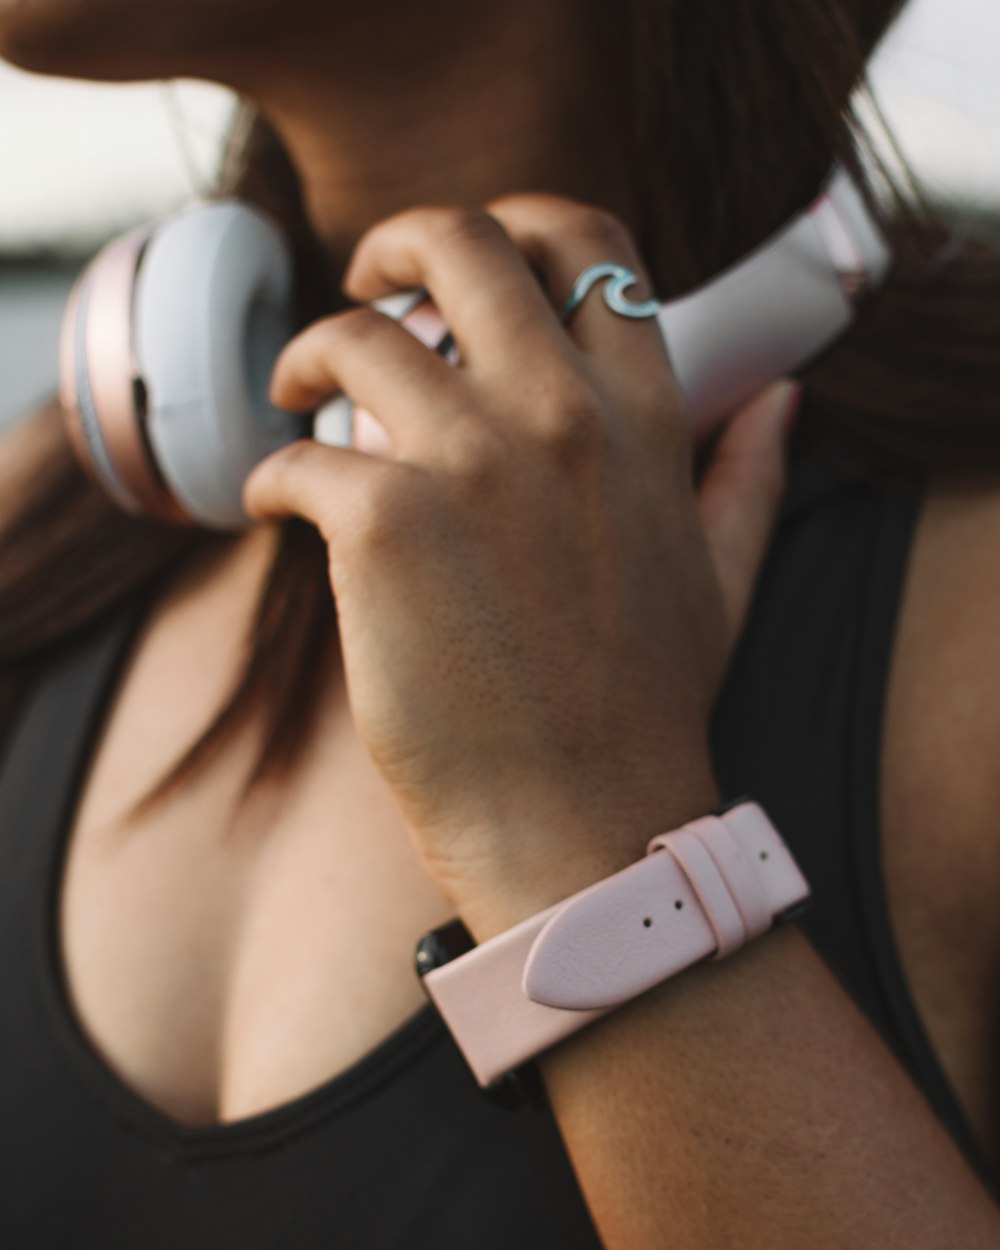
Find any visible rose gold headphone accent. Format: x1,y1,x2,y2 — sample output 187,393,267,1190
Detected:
57,276,104,495
61,228,191,524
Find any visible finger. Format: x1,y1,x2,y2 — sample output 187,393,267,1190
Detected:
341,205,574,381
484,194,670,377
242,434,402,541
270,306,470,457
697,379,801,644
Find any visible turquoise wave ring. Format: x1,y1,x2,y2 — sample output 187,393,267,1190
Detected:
559,262,661,325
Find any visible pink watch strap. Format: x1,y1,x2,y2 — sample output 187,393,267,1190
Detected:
419,801,809,1089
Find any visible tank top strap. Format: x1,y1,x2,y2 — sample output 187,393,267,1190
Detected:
712,431,998,1199
0,592,151,917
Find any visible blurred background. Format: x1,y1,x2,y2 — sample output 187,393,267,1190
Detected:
1,0,998,432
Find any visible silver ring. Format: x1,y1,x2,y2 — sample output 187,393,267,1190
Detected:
560,262,660,326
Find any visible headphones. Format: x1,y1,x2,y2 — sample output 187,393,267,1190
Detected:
59,164,891,532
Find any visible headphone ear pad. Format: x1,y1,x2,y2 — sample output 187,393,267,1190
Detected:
133,201,308,531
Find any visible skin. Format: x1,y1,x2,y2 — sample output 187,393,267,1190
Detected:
244,205,784,903
3,0,999,1243
0,0,639,290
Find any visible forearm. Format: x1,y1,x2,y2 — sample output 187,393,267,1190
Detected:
453,784,1000,1250
535,923,997,1248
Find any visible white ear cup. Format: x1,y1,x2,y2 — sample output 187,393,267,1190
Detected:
132,201,306,531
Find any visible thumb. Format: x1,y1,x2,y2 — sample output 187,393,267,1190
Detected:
696,379,802,645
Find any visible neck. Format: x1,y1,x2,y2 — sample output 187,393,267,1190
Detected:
221,0,638,295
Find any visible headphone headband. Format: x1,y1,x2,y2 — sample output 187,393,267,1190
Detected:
60,164,891,530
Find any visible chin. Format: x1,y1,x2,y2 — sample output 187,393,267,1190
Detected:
0,3,265,83
1,9,155,80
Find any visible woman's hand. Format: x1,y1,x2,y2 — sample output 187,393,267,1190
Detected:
242,197,799,931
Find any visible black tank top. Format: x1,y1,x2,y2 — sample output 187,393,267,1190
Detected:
0,426,996,1245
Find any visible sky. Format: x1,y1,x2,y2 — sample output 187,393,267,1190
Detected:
0,0,997,253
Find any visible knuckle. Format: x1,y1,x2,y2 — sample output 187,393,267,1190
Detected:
444,428,504,490
251,439,331,522
426,205,504,251
565,203,633,251
269,437,314,485
481,190,529,217
483,190,571,222
323,306,391,350
535,392,604,462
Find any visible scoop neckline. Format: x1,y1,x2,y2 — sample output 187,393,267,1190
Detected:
34,591,446,1160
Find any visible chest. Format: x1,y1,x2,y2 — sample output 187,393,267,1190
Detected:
55,488,1000,1157
57,529,454,1128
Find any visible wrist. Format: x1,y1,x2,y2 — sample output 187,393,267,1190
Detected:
415,798,811,1101
442,756,722,943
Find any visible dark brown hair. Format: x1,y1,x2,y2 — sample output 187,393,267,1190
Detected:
2,0,998,827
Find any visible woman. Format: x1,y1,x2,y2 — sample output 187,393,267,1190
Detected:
0,0,998,1245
